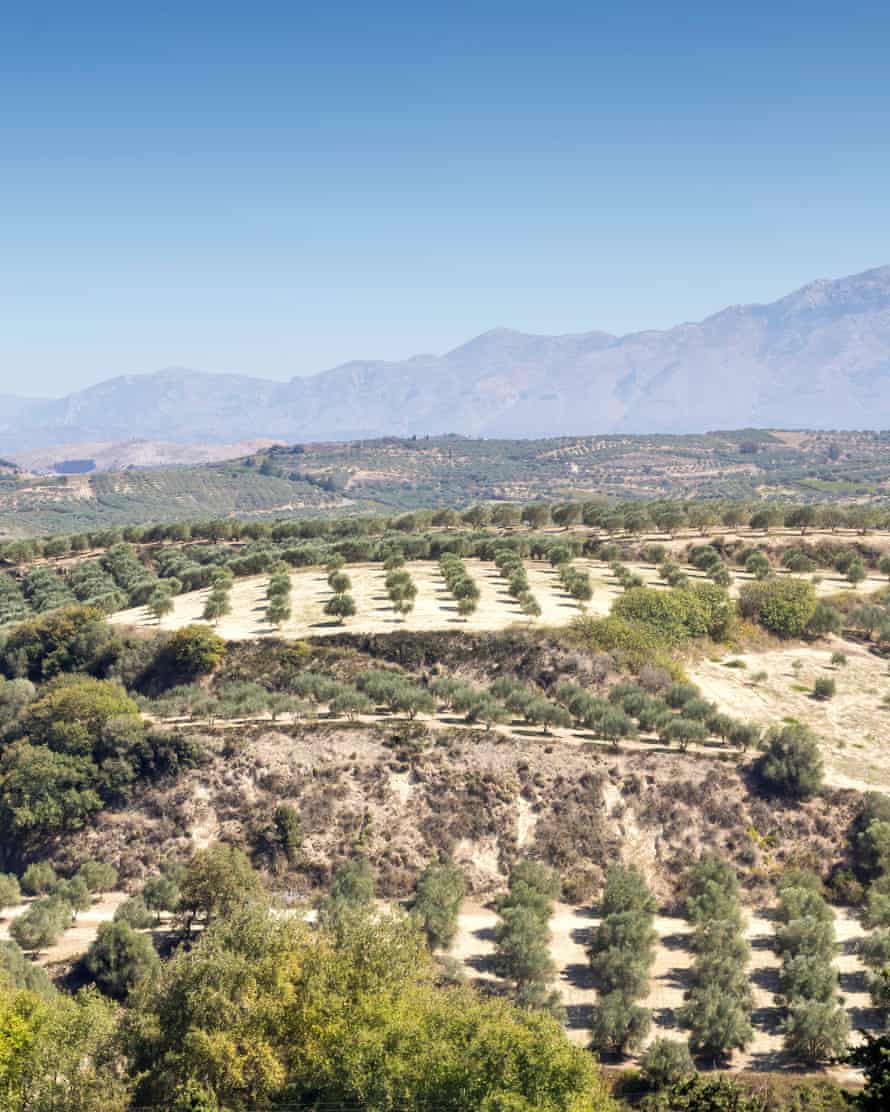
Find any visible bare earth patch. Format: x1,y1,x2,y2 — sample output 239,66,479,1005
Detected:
690,637,890,791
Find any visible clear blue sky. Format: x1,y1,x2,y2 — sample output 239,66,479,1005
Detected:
2,0,889,395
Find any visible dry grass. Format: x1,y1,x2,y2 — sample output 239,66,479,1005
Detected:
690,636,890,792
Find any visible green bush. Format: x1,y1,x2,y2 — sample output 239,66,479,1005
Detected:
812,676,836,701
637,588,708,642
77,860,119,893
640,1037,694,1090
162,625,226,679
20,861,57,896
114,894,155,929
566,615,677,676
738,578,817,638
0,604,116,681
83,919,160,1000
20,676,140,756
9,895,72,951
755,723,824,801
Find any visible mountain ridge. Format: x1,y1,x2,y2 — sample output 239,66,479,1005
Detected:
3,264,890,451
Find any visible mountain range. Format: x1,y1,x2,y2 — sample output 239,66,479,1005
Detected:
4,264,890,456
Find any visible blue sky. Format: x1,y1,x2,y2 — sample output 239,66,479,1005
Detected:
2,0,889,395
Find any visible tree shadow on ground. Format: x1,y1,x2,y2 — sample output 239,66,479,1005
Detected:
570,926,592,948
660,932,691,952
563,1003,592,1032
750,964,780,993
663,965,695,991
464,952,497,976
839,969,868,995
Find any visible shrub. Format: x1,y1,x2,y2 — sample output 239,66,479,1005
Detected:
612,586,731,644
0,742,103,842
21,861,57,896
0,873,21,912
77,860,119,893
640,1037,694,1089
812,677,836,701
738,578,817,638
162,625,226,679
20,676,140,756
83,920,160,999
0,604,115,681
114,894,155,929
567,615,676,675
755,723,824,801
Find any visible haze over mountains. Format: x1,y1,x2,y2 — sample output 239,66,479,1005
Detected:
4,264,890,457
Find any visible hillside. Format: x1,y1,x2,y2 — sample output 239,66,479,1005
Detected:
2,264,890,450
3,507,890,1105
5,426,890,536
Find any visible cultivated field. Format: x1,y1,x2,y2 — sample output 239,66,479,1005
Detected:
451,900,875,1075
111,557,883,641
0,883,872,1078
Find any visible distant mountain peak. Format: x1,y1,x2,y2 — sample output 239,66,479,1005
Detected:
2,262,890,450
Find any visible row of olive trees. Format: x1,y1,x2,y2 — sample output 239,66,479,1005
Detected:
556,560,592,609
853,795,890,1021
588,865,657,1056
322,555,356,624
265,562,292,628
201,567,233,626
679,856,753,1064
493,546,541,619
774,871,849,1064
493,860,562,1014
383,553,417,620
439,552,479,619
8,493,890,569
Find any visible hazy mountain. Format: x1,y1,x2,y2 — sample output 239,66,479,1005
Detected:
11,437,285,475
2,264,890,452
